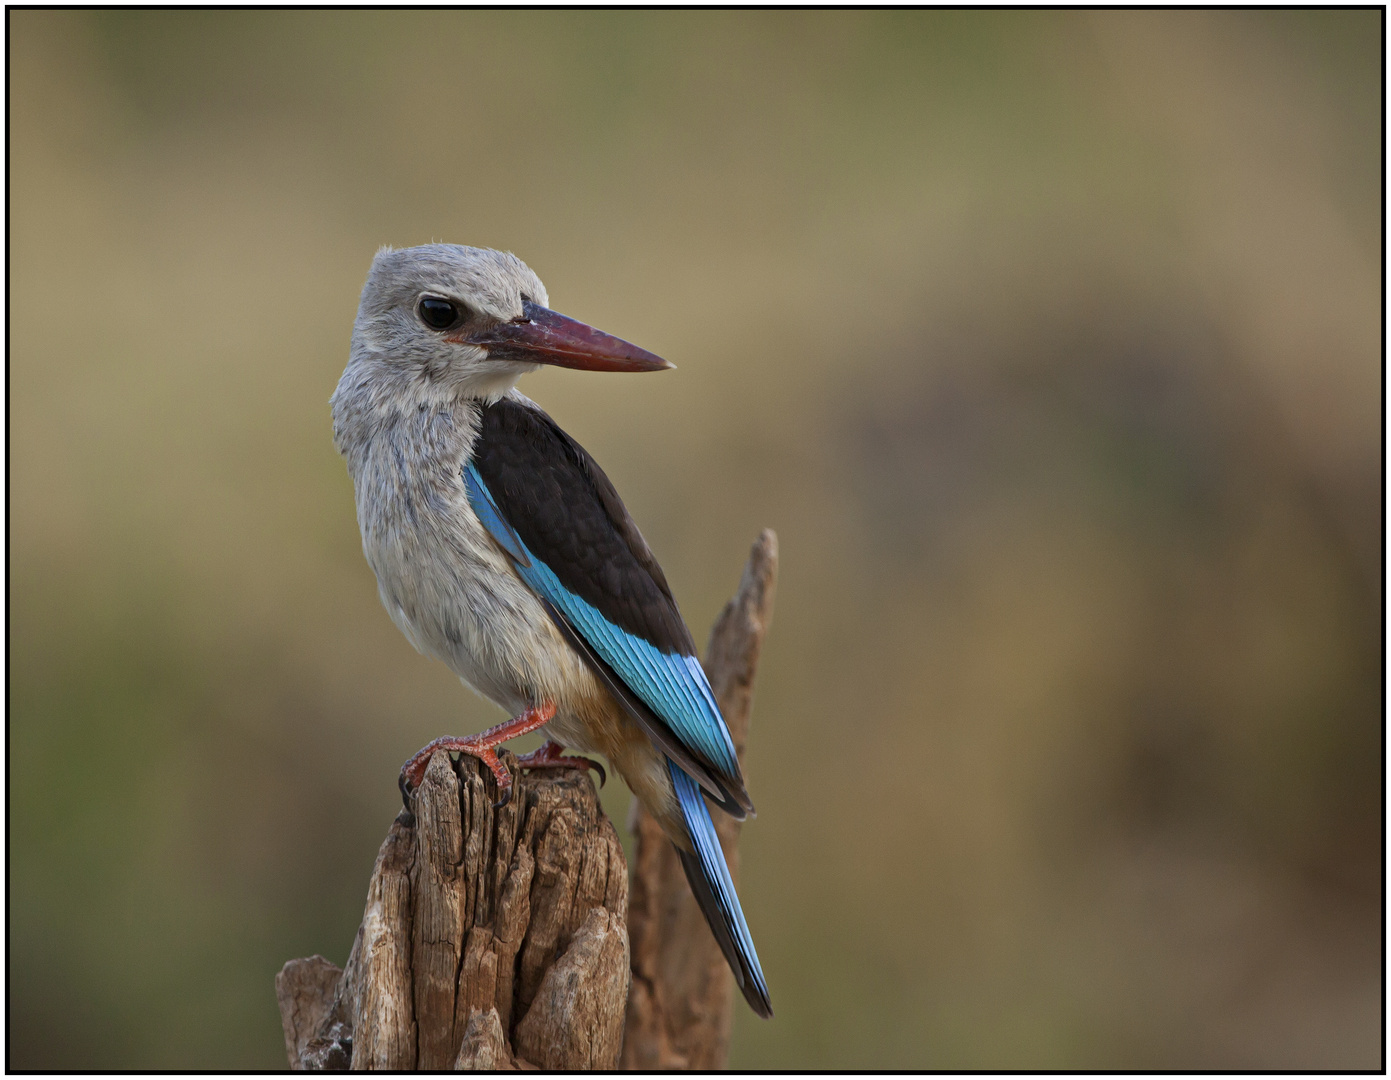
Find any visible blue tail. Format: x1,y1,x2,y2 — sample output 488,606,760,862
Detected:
669,760,773,1017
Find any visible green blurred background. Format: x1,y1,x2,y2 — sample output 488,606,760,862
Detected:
9,10,1381,1069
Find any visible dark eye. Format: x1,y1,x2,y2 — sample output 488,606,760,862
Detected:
418,297,461,331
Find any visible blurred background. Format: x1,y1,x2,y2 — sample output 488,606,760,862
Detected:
9,10,1381,1069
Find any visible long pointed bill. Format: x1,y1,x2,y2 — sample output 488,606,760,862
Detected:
460,300,673,372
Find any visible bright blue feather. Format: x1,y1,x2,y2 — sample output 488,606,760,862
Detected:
671,761,770,1006
464,463,741,783
462,464,529,567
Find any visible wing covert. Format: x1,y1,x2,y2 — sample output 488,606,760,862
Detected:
465,398,749,805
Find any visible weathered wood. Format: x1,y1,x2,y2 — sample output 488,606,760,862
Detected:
453,1006,528,1070
276,955,348,1071
277,751,629,1070
515,906,630,1068
276,529,776,1070
621,529,778,1070
351,812,418,1069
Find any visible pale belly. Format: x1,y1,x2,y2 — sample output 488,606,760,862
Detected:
368,524,594,739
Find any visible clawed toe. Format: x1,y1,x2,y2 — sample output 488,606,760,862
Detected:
396,703,556,814
516,741,606,787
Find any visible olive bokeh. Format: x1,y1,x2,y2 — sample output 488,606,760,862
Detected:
10,10,1380,1068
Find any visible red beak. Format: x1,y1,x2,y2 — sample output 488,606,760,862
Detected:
459,301,673,373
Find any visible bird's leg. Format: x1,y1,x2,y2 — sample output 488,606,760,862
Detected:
515,740,607,787
399,702,556,809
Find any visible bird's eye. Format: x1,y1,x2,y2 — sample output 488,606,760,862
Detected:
418,297,461,331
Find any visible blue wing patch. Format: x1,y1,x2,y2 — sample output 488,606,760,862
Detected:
463,463,529,567
465,463,740,783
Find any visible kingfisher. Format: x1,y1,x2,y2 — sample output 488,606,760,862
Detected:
330,243,772,1018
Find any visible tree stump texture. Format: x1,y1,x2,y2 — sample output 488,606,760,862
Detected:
277,529,777,1070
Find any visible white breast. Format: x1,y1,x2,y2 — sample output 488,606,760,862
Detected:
346,402,600,736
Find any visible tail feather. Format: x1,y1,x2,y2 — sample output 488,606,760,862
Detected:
670,760,773,1018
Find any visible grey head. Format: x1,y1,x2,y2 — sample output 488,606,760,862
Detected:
337,243,670,415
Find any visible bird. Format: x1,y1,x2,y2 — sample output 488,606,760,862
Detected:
330,243,772,1019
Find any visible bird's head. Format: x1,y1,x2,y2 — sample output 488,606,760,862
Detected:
344,244,671,406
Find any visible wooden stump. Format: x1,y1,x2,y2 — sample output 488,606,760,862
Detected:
277,530,777,1070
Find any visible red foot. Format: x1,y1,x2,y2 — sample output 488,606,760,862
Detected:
400,702,556,809
516,740,607,788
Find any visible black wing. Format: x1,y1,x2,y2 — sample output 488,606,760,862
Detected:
469,396,752,814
